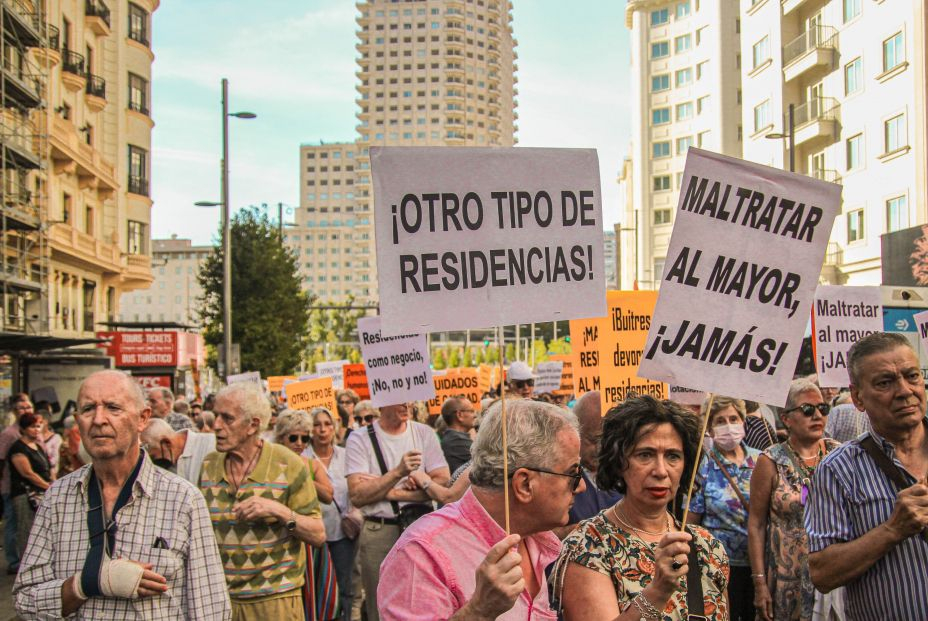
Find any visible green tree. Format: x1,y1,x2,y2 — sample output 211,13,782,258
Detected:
432,347,448,370
198,210,311,376
306,294,369,369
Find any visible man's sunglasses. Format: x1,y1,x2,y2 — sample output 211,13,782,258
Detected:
288,434,311,443
512,379,535,389
510,465,584,492
338,399,354,406
784,403,830,418
354,414,377,424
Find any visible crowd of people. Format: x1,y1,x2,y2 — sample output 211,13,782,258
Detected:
1,330,927,620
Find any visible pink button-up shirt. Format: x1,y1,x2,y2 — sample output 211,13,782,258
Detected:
378,488,559,621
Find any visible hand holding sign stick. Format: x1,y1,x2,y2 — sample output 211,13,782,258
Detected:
498,324,511,535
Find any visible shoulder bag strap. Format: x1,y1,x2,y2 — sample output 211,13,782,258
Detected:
685,526,706,619
367,425,401,517
707,449,750,513
860,435,928,544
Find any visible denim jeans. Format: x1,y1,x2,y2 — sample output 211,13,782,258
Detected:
328,537,358,621
2,492,19,570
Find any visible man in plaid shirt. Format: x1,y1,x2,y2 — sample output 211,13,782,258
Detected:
13,370,230,620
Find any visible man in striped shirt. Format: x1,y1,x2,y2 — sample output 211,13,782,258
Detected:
806,332,928,620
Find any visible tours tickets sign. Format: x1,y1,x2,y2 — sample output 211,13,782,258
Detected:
637,148,841,406
813,286,882,387
357,316,435,407
371,147,606,336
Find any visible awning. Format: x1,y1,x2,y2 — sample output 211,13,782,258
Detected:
0,333,107,355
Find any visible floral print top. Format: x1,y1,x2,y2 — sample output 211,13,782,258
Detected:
551,510,730,620
688,443,760,566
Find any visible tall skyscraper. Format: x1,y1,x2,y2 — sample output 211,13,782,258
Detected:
291,0,518,303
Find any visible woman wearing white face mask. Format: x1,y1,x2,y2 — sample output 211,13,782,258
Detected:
687,396,760,621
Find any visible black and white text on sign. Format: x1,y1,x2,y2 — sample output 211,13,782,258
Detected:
371,147,607,336
637,149,841,406
813,285,882,387
357,316,435,408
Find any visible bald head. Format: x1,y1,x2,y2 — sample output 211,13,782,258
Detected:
574,391,602,472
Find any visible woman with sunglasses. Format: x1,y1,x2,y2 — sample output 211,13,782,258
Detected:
275,409,339,621
748,380,840,621
552,395,729,620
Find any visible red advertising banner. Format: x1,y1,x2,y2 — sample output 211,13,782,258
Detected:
97,331,178,367
133,375,172,390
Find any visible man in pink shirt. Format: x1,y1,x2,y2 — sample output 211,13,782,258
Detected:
377,399,585,620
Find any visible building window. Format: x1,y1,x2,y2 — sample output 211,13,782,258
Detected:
651,74,670,92
62,192,72,223
651,41,669,59
886,195,908,232
654,209,672,225
884,113,906,153
128,3,149,46
847,209,864,242
675,68,692,87
752,36,769,70
652,107,670,125
676,102,694,121
844,57,862,95
696,61,707,80
753,100,770,133
128,73,149,115
653,141,671,158
650,8,669,26
883,32,904,72
846,133,863,170
674,34,691,54
843,0,861,22
676,1,691,19
653,175,672,192
127,220,146,255
128,145,148,195
676,136,694,155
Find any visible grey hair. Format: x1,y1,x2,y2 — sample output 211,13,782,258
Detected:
141,418,175,446
196,410,215,431
216,383,271,428
469,399,579,490
79,370,147,411
173,400,189,414
354,400,379,417
274,408,313,442
785,379,822,410
150,387,174,402
847,332,912,385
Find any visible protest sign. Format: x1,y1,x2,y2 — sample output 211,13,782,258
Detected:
267,376,296,393
358,316,435,407
343,363,370,400
570,314,607,395
533,361,564,395
316,360,350,390
286,376,337,413
476,364,504,396
669,385,705,406
371,146,607,335
548,355,575,396
637,149,841,405
226,371,261,386
426,367,481,415
813,285,882,387
915,310,928,356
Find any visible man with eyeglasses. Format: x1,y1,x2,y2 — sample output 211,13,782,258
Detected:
140,417,215,485
13,370,230,620
806,332,928,621
439,397,477,474
506,361,536,400
377,399,584,620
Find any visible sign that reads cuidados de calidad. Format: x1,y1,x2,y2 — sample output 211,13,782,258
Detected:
358,316,435,407
637,149,841,406
372,147,606,335
813,285,882,387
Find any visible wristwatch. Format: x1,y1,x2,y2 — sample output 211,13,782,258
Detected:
285,510,297,531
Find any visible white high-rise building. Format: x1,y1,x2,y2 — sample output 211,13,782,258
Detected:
741,0,927,285
622,0,743,289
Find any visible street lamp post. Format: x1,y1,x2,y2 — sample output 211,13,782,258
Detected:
765,103,795,173
196,78,255,378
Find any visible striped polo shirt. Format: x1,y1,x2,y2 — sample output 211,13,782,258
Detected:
200,441,321,600
805,424,928,620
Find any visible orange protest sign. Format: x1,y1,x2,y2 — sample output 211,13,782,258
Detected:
426,367,481,415
267,375,297,393
342,363,370,400
285,376,337,413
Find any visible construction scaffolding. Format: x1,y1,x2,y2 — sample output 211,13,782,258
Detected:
0,0,50,335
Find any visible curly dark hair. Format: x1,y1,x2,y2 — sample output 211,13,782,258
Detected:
596,395,701,502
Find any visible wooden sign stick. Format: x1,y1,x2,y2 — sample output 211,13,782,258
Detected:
680,393,715,528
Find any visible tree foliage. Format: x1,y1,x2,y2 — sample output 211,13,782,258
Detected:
198,210,311,376
304,295,369,371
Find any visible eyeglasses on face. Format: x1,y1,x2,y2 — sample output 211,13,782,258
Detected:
338,399,354,405
354,414,377,424
512,379,535,389
288,434,311,444
510,464,585,492
784,403,830,418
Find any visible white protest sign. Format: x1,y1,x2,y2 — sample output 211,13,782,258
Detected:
226,371,261,386
638,149,841,406
316,360,350,390
813,286,882,387
669,385,705,406
357,316,435,407
371,146,606,335
915,310,928,357
533,361,564,395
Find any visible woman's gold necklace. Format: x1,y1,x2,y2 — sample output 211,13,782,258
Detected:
611,503,671,541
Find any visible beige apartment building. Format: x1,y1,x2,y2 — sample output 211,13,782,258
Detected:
741,0,927,285
290,0,518,303
118,236,210,325
621,0,743,290
0,0,157,344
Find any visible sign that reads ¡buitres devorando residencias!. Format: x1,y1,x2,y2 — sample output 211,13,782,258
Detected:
372,147,606,336
637,148,842,406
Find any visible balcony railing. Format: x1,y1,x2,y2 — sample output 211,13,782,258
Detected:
7,0,39,30
783,25,837,67
128,100,149,116
85,73,105,98
792,96,840,128
61,49,85,76
811,169,842,184
823,242,843,266
45,23,59,49
128,175,149,196
85,0,110,27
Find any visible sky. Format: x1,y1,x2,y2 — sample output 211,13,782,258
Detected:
150,1,631,246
